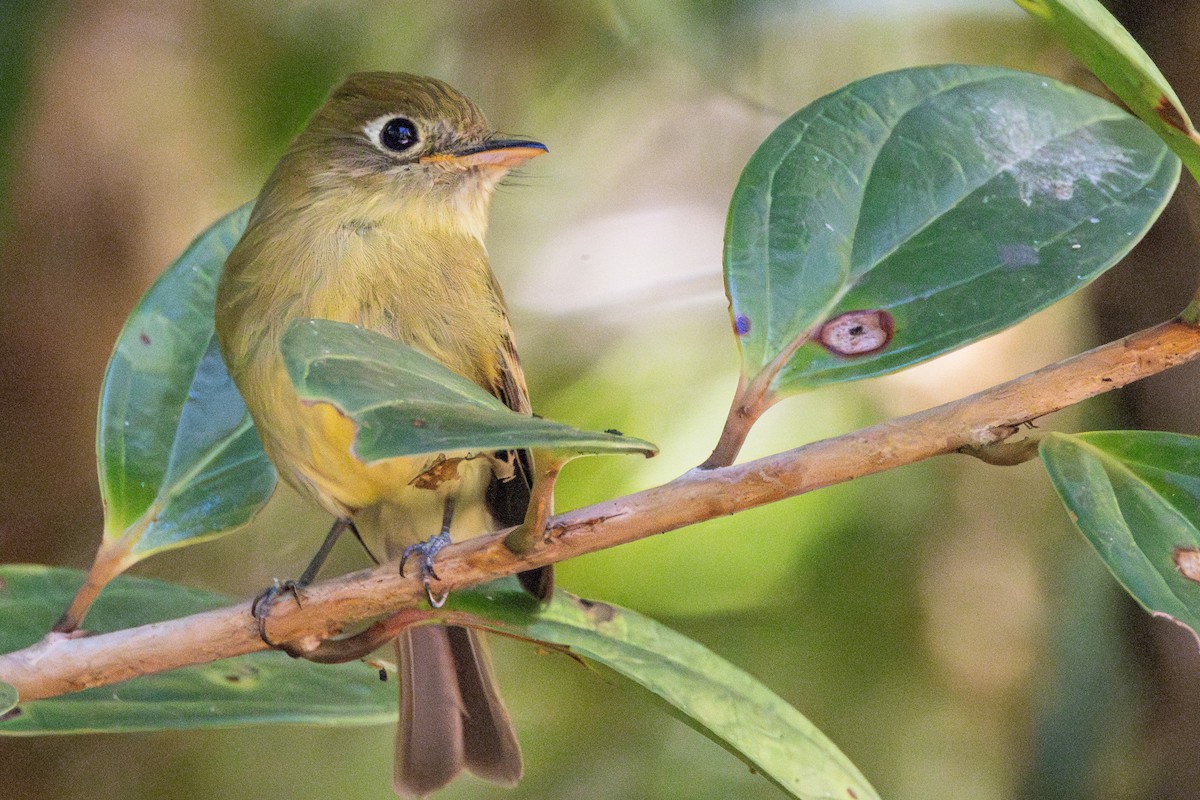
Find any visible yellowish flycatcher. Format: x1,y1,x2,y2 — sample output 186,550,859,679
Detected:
215,72,549,797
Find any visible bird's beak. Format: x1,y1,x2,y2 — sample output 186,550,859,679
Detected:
421,138,548,169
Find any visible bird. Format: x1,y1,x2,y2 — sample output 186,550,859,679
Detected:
214,71,551,797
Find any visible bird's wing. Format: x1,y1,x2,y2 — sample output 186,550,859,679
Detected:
485,304,553,601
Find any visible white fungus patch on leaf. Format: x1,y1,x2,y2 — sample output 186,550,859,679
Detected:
974,97,1133,206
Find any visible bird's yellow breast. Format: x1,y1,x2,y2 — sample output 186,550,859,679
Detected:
216,192,507,531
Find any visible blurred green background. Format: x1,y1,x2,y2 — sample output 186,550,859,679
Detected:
3,1,1200,798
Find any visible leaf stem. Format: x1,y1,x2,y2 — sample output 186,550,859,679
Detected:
701,373,777,469
51,522,142,633
702,326,818,469
504,450,566,554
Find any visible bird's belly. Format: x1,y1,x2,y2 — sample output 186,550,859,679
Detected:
267,389,461,503
251,367,496,554
227,233,508,547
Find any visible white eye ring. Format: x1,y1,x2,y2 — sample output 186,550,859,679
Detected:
363,113,420,153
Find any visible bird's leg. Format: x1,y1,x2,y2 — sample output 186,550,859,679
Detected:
399,497,454,608
253,517,359,645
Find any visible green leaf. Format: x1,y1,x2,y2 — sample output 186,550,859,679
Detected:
97,205,276,557
1041,432,1200,639
1014,0,1200,184
724,64,1179,394
0,565,872,796
0,681,16,715
0,565,395,733
283,318,657,461
450,581,878,800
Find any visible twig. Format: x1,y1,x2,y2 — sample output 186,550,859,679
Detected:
3,318,1200,702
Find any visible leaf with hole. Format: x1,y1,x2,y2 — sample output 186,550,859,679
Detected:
723,64,1179,395
1041,431,1200,640
282,319,657,462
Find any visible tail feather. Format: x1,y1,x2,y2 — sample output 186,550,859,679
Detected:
393,626,521,798
446,626,522,786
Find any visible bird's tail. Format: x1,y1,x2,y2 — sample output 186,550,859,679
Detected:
392,625,522,798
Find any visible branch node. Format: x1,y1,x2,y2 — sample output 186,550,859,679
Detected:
956,436,1042,466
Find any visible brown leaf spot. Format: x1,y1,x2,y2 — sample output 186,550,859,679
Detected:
0,707,22,722
847,790,858,799
574,596,616,623
409,455,463,490
139,332,151,346
221,664,260,684
1174,547,1200,583
412,418,426,428
1155,95,1192,134
817,309,895,357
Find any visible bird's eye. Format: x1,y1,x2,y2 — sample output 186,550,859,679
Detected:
379,117,418,152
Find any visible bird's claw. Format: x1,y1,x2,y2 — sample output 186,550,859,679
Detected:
399,530,451,608
424,583,450,609
251,579,303,647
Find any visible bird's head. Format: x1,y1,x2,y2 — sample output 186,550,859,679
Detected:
278,72,546,237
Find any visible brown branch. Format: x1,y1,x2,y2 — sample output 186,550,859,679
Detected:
4,318,1200,702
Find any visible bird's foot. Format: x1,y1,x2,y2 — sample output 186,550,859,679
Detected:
251,578,305,647
399,530,451,608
